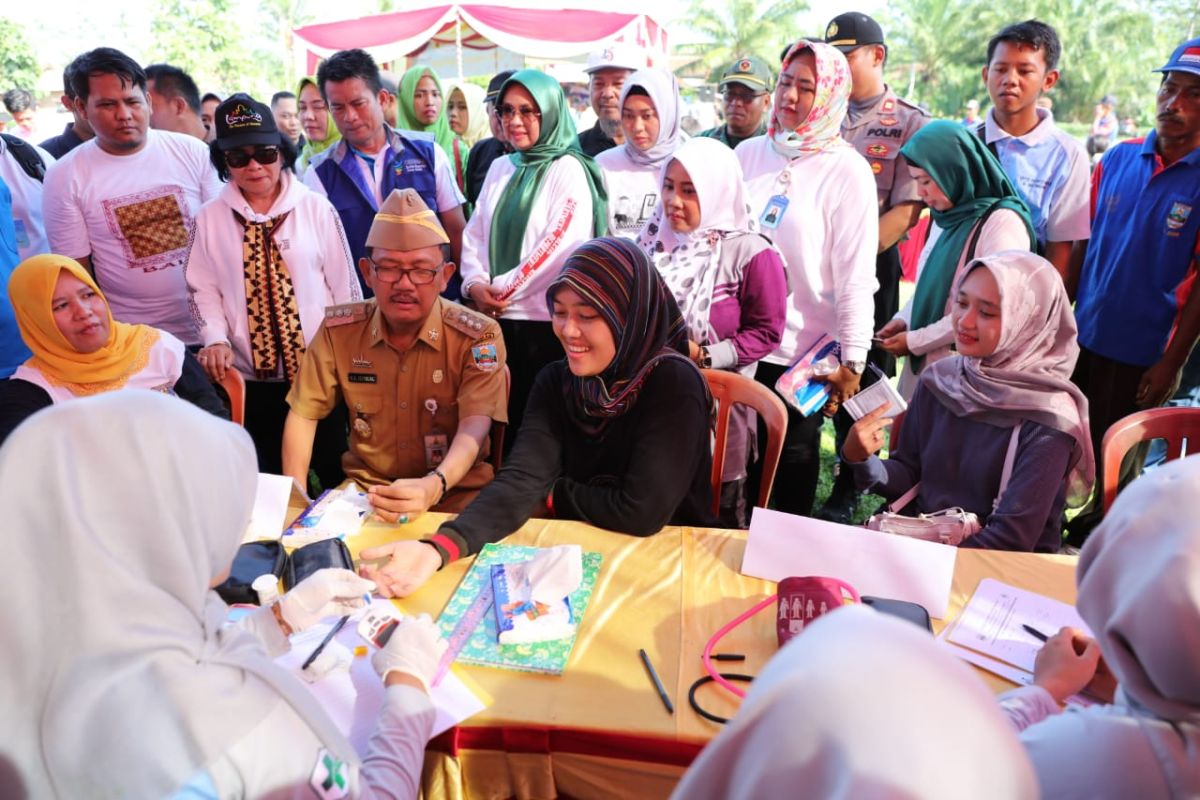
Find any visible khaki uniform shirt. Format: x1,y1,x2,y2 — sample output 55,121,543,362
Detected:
287,296,508,488
841,85,930,213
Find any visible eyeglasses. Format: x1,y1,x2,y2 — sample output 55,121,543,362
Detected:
497,104,542,122
367,258,442,285
224,147,280,168
721,89,769,105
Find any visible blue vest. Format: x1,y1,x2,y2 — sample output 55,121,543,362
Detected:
313,133,441,295
1076,132,1200,367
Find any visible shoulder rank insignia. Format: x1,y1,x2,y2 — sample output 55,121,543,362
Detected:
324,301,369,328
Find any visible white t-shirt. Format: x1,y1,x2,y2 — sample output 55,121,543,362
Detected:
42,130,222,344
736,137,879,365
0,137,54,260
459,155,597,321
596,146,662,240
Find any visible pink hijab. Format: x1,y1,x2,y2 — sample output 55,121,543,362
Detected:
768,40,852,157
921,250,1095,506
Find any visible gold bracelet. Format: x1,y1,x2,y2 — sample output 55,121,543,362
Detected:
270,600,294,637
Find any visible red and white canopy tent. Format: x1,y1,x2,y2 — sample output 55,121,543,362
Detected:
293,3,670,80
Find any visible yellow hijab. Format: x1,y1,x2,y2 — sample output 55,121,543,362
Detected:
9,254,159,393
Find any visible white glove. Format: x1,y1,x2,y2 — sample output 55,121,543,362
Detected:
371,613,448,693
279,568,375,632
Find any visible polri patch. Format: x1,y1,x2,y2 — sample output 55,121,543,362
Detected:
471,343,499,371
310,748,350,799
348,373,378,383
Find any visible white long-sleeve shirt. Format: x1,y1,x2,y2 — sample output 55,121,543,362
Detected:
459,155,596,322
186,170,361,377
1000,684,1200,799
736,137,878,365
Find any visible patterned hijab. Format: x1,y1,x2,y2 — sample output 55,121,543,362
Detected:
8,254,172,393
619,68,685,168
489,70,607,276
546,237,692,435
637,137,772,344
397,65,458,159
900,120,1034,342
922,251,1095,506
296,76,340,171
769,41,852,157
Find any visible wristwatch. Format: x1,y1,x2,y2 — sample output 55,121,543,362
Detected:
843,360,867,375
697,345,712,369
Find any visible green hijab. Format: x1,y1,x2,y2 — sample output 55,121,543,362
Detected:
488,69,607,276
396,65,458,160
900,120,1034,363
296,76,341,171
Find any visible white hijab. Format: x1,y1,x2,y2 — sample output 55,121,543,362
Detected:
636,137,772,344
0,391,357,797
1077,454,1200,724
619,67,685,168
671,605,1037,800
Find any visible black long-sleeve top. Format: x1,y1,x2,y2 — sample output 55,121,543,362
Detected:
428,357,715,561
0,351,229,447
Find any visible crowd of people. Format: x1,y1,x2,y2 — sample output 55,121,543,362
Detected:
0,9,1198,797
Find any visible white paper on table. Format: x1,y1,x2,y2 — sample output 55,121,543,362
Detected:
945,578,1092,673
742,507,958,618
244,473,294,542
278,601,489,754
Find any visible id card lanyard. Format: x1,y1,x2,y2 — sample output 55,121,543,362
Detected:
758,161,795,231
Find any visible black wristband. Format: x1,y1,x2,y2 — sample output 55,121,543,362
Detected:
427,468,448,504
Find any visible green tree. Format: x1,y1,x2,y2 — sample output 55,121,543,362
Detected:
683,0,809,79
0,17,41,93
148,0,256,95
259,0,312,91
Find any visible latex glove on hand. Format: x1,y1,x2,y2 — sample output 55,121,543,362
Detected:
371,613,448,694
279,568,375,632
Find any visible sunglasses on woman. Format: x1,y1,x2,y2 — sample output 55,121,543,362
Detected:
224,147,281,169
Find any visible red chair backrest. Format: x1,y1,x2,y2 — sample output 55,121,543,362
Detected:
1101,407,1200,510
701,369,788,518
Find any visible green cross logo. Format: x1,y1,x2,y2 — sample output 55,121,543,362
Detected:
322,754,346,791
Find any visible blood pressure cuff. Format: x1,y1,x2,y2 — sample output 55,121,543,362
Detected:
215,541,286,606
284,538,354,591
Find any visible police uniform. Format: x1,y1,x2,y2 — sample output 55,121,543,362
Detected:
287,296,507,506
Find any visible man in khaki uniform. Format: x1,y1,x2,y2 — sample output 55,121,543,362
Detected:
820,12,930,523
283,188,507,521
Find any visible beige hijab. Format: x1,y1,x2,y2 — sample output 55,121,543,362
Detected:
671,605,1037,799
0,391,357,797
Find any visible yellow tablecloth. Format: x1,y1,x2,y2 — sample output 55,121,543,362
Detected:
332,512,1077,800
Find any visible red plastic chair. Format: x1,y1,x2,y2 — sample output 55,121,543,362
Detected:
1101,407,1200,511
702,369,788,517
214,369,246,426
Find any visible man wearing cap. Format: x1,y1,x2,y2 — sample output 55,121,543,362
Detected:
699,56,773,149
464,69,516,208
577,43,645,157
282,188,508,521
303,49,466,294
817,11,928,523
1065,37,1200,544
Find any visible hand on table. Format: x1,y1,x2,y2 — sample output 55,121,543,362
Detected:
368,476,443,523
372,613,448,694
1033,627,1101,703
468,284,509,318
842,404,893,463
197,342,233,382
278,568,374,632
359,540,442,598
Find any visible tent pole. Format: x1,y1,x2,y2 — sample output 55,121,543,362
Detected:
455,5,464,82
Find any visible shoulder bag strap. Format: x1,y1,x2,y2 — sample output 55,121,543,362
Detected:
992,422,1023,512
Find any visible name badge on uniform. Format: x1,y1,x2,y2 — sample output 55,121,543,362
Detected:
471,343,499,371
760,195,790,230
424,434,449,469
348,372,377,384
